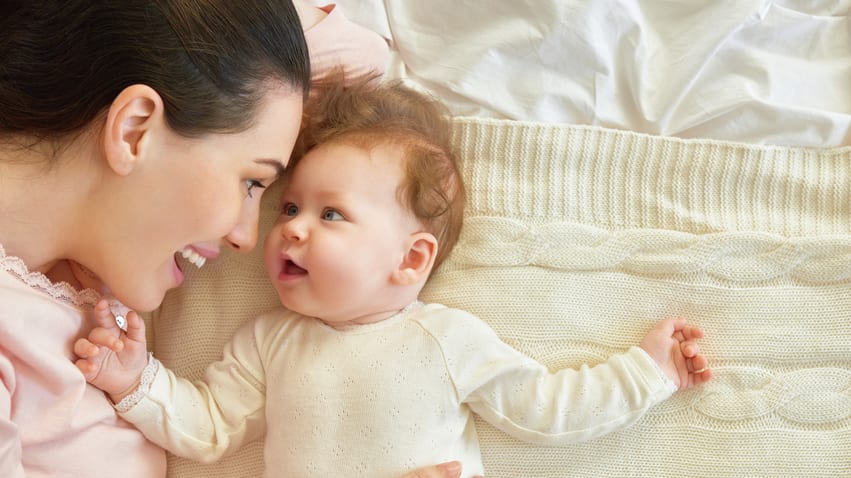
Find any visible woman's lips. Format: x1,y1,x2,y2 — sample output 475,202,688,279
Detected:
172,245,219,287
172,254,185,286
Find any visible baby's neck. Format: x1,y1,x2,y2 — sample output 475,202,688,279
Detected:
317,300,422,330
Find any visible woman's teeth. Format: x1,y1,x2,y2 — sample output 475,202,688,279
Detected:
179,248,206,268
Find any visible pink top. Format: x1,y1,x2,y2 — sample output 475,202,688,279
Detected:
0,7,388,476
306,4,390,79
0,244,167,478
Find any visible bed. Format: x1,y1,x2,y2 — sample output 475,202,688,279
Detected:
150,2,851,477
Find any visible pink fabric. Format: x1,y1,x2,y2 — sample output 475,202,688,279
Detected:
306,4,390,79
0,245,166,478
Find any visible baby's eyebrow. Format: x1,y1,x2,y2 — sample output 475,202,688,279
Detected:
255,158,286,178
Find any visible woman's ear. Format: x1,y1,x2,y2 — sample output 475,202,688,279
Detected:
102,84,164,176
392,232,438,286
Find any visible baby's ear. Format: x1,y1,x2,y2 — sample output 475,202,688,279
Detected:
392,232,438,286
102,84,165,176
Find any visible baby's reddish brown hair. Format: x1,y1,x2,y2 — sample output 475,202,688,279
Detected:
292,71,465,271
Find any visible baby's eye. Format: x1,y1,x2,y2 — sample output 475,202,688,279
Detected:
322,209,344,221
245,180,266,199
283,203,299,216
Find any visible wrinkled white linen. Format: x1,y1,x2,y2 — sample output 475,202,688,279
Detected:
330,0,851,147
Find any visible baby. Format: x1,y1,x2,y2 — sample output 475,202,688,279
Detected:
75,75,711,478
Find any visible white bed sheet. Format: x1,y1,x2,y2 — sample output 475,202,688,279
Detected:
326,0,851,147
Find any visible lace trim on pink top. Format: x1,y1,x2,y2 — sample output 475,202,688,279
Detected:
0,243,101,308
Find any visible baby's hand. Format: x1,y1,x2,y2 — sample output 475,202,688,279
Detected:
639,318,711,390
400,461,483,478
74,299,150,402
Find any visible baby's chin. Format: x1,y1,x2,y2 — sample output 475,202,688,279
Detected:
276,291,311,317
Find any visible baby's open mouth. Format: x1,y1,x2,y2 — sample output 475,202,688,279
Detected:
284,260,307,275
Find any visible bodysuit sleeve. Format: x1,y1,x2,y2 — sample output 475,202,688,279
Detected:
118,316,274,463
305,4,390,80
418,306,679,446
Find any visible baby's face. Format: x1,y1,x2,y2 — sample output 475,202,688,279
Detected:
264,141,423,325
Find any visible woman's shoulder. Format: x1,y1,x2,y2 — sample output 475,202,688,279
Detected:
0,243,100,310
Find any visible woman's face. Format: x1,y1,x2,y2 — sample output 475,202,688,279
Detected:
93,87,303,311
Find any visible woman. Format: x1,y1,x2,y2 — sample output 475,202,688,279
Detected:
0,2,467,477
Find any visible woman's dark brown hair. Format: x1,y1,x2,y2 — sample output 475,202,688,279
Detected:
0,0,310,145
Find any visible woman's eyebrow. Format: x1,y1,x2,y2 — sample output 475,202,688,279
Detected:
255,158,286,178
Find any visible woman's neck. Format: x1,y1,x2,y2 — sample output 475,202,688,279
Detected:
0,138,90,275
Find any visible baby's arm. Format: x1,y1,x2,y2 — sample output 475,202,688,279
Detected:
74,299,150,404
429,308,711,446
77,301,268,462
639,317,712,390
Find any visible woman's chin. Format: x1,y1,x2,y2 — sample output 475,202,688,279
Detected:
110,272,175,313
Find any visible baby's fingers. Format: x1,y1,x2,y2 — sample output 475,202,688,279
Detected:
687,354,712,387
88,326,124,352
688,354,708,374
681,324,704,341
74,357,98,376
681,339,701,358
123,310,146,344
93,299,122,330
73,337,100,359
656,317,687,336
72,338,102,377
693,367,712,385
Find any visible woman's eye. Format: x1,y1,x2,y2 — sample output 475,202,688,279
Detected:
284,203,299,216
245,180,266,199
322,209,344,221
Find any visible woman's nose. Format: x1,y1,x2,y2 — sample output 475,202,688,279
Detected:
224,197,261,252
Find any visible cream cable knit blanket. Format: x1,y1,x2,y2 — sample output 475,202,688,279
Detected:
151,117,851,478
